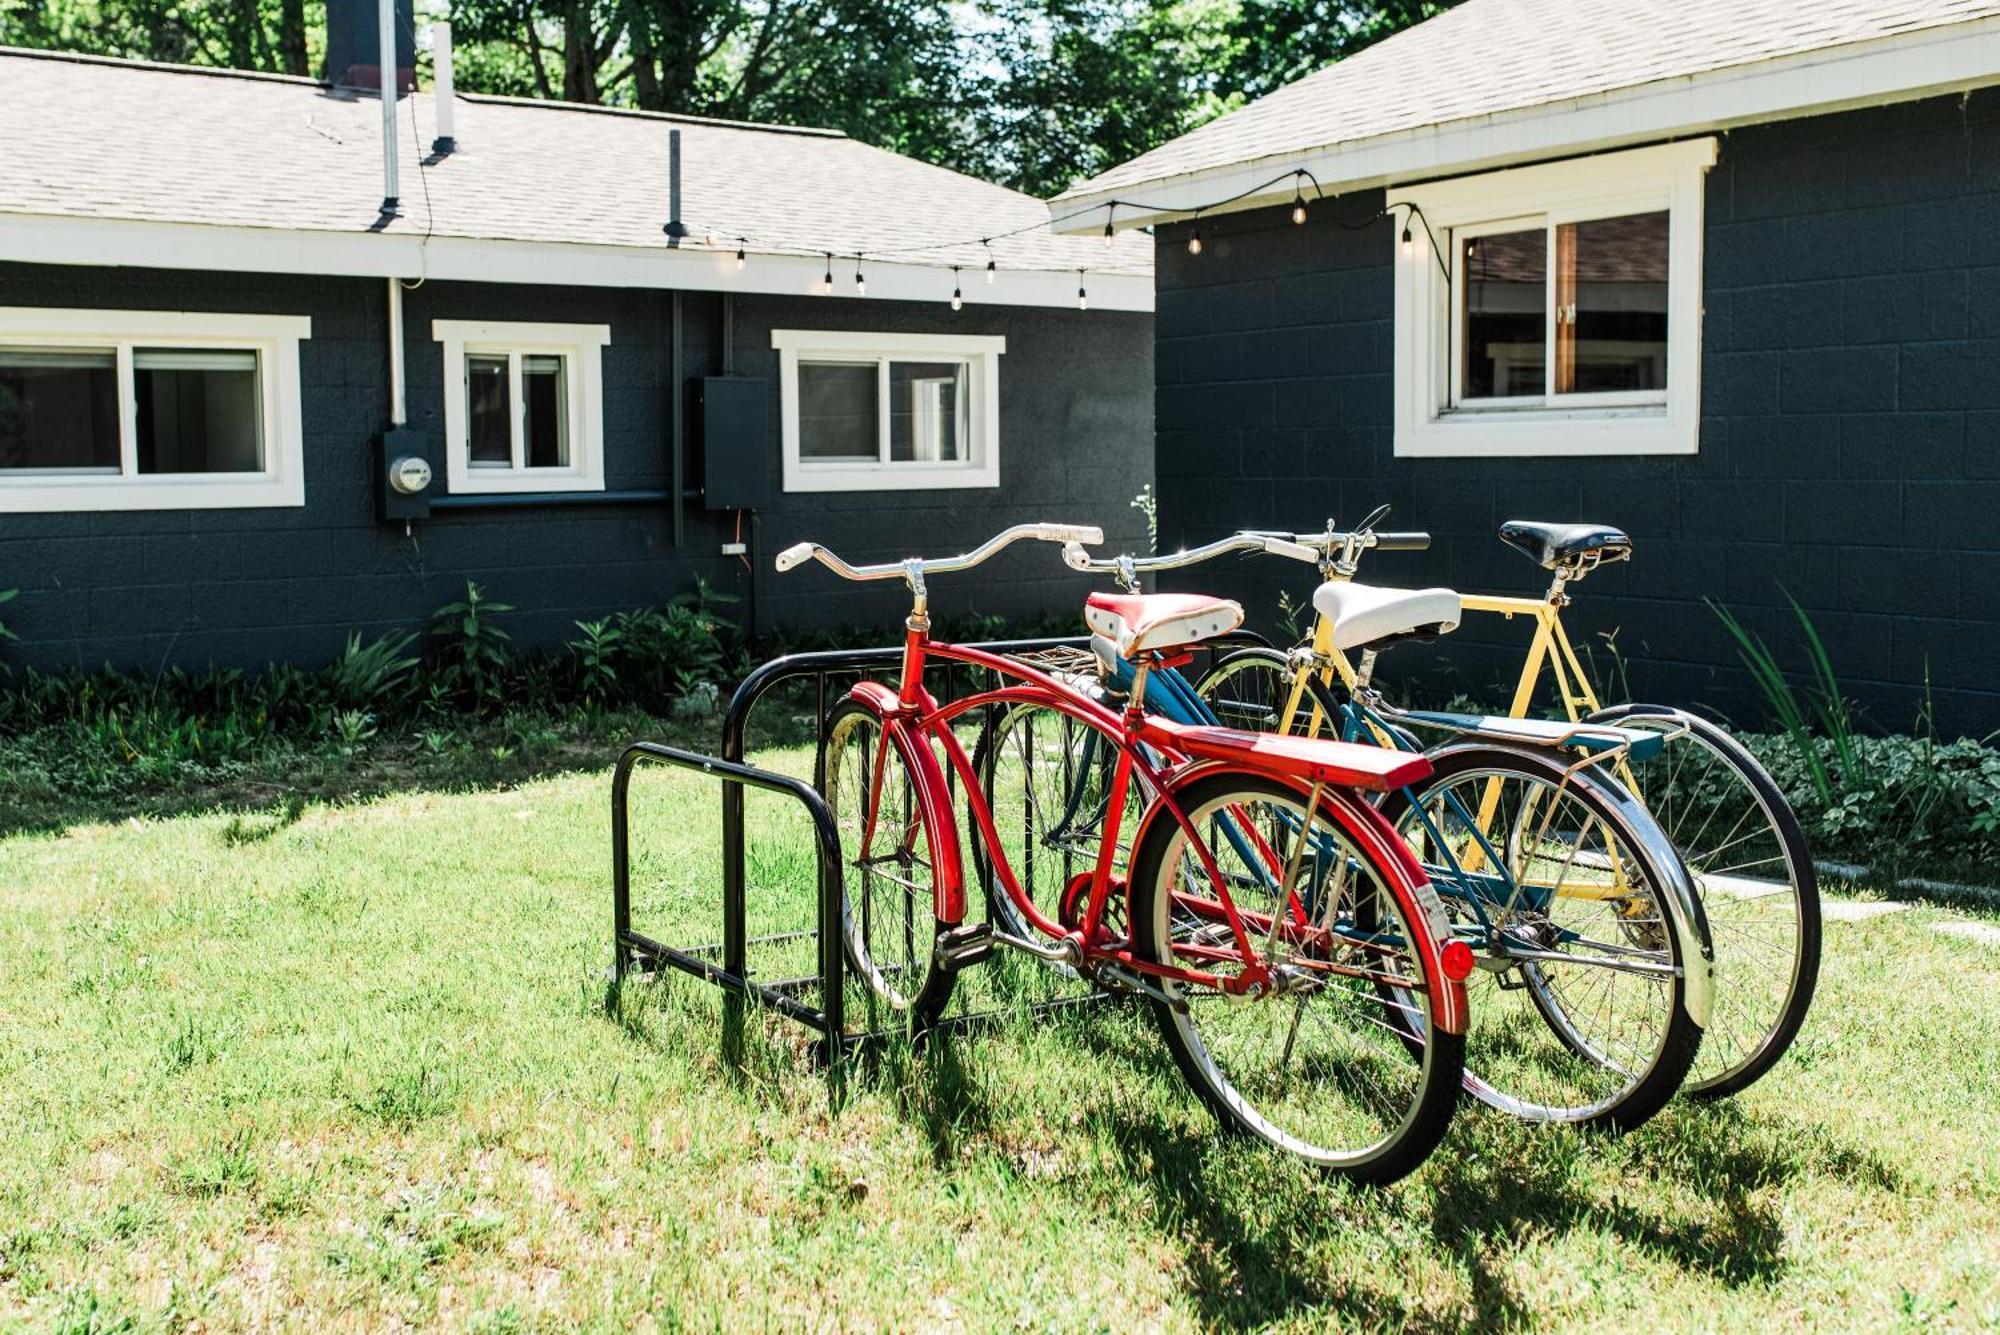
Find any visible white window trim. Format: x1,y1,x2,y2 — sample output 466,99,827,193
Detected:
773,330,1004,492
1393,138,1715,458
0,307,309,513
433,319,610,494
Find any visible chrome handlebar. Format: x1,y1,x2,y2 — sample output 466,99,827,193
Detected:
1060,532,1320,589
774,522,1105,583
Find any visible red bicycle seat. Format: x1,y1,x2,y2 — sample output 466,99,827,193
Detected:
1084,592,1244,656
1140,718,1432,791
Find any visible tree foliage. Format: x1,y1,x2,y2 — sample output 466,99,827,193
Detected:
0,0,1457,197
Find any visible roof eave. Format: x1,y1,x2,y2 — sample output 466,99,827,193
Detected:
0,211,1156,313
1053,15,2000,234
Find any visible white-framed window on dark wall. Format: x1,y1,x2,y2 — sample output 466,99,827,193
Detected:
0,308,309,513
433,320,610,494
773,330,1004,492
1392,138,1715,458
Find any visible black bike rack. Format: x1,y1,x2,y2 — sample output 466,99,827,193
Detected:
609,632,1269,1081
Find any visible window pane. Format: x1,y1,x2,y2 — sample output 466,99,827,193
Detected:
522,354,568,468
1558,211,1669,393
890,361,968,463
0,347,119,471
798,361,878,461
467,353,511,466
134,347,261,474
1462,228,1546,399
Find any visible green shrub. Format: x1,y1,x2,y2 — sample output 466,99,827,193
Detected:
1744,731,2000,868
428,582,514,706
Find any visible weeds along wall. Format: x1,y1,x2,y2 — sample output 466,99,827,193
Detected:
1150,92,2000,739
0,263,1153,673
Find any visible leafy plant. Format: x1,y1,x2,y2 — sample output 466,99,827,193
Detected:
0,587,17,643
1709,592,1860,805
329,632,419,710
568,618,623,705
428,582,514,706
1131,483,1158,554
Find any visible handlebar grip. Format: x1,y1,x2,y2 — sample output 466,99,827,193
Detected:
1372,532,1431,551
1260,536,1321,563
774,542,817,573
1061,541,1096,571
1039,523,1105,545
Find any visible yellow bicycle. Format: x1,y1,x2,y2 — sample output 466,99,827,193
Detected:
1195,513,1821,1099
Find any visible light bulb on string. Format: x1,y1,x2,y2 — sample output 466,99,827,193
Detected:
854,256,866,296
1291,192,1308,226
1400,224,1414,256
821,253,834,295
986,257,996,284
735,242,746,271
950,267,963,312
1077,270,1088,311
1187,213,1204,255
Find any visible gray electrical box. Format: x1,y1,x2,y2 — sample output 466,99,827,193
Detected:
692,376,770,510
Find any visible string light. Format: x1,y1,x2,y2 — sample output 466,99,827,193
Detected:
735,240,746,271
1291,189,1308,226
1187,210,1203,256
1102,204,1116,249
854,255,866,296
821,253,834,295
1077,269,1088,311
1401,224,1413,255
950,266,963,311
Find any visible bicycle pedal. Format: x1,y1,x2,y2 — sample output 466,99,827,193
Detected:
933,922,995,972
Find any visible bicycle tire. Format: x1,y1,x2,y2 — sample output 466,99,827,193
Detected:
819,699,957,1031
1128,771,1466,1183
1590,703,1821,1099
1377,742,1707,1131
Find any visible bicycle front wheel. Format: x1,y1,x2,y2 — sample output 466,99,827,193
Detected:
971,698,1135,945
1378,743,1708,1131
1590,705,1820,1099
1129,771,1466,1183
819,700,956,1030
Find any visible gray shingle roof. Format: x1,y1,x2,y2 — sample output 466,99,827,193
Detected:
1058,0,2000,203
0,47,1149,278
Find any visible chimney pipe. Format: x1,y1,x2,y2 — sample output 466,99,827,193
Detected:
378,0,398,214
432,20,456,154
664,129,688,242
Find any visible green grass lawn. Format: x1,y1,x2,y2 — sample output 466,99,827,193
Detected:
2,741,1998,1332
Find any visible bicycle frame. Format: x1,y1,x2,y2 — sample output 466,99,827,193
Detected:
861,623,1277,998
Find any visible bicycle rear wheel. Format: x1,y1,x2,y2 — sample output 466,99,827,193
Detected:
819,700,956,1030
1378,743,1708,1131
1590,705,1820,1099
1128,771,1466,1183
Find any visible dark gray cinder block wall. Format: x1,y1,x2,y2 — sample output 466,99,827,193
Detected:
1152,92,2000,737
0,262,1152,670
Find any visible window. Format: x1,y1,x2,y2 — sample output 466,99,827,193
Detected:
0,309,309,512
774,331,1003,491
1393,138,1714,457
433,320,609,494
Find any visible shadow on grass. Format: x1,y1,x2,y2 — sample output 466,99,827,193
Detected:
0,707,802,840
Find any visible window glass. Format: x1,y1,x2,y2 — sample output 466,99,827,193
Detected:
889,361,967,463
1461,228,1546,398
1557,211,1669,393
0,347,119,471
522,354,569,468
798,361,878,460
134,348,261,474
467,353,511,466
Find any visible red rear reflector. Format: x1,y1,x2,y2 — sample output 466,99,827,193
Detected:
1440,939,1475,982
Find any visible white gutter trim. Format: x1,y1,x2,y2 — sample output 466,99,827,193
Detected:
0,212,1156,313
1053,16,2000,232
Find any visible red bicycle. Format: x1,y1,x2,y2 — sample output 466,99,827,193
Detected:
776,524,1473,1182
